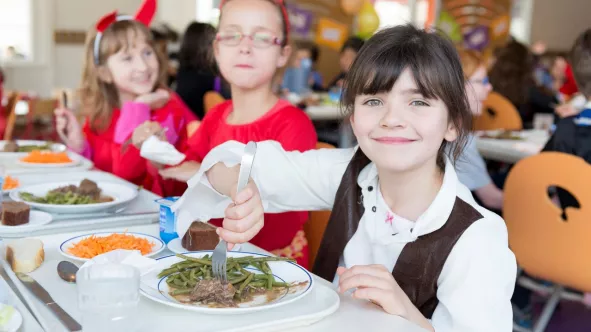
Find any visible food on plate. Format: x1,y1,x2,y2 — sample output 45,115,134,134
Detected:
67,233,156,259
1,202,30,226
19,178,114,205
6,238,44,273
159,254,303,308
3,140,56,153
0,304,15,327
20,150,72,164
181,221,219,251
3,176,19,190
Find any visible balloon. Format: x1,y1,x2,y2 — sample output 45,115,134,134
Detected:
341,0,363,15
356,0,380,39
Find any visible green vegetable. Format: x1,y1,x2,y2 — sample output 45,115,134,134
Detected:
162,255,295,303
20,191,103,205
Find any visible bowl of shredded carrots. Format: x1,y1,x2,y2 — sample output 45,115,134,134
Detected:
18,150,78,167
59,232,165,262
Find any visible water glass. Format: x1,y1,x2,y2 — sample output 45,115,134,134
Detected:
77,263,140,332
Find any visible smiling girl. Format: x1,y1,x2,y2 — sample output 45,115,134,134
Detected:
54,0,195,196
173,25,516,331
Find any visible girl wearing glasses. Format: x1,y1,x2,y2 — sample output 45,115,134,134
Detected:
453,49,504,211
160,0,317,267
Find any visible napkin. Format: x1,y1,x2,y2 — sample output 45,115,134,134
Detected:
140,135,186,166
78,249,157,276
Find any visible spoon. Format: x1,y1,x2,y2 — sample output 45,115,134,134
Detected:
57,261,79,283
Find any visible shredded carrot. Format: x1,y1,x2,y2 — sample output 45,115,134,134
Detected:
3,176,19,190
67,233,156,259
20,150,72,164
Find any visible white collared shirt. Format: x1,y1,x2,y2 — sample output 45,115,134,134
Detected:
173,140,517,332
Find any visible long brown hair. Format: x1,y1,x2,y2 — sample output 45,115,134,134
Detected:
80,20,167,131
489,40,534,107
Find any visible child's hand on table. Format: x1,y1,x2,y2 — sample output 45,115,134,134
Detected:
337,265,434,331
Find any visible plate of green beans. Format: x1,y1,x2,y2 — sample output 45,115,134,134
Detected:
140,251,314,314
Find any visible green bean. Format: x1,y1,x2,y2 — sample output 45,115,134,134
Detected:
238,273,253,295
229,273,249,285
171,289,192,296
272,282,289,288
179,272,189,282
262,262,272,275
266,274,273,290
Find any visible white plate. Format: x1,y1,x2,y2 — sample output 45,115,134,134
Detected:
16,151,80,168
10,181,138,214
141,251,313,315
0,303,23,332
166,238,242,254
0,211,53,235
0,140,66,154
59,231,165,262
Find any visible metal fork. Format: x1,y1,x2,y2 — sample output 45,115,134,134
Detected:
211,141,257,282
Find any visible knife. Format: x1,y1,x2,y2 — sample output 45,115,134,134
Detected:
16,272,82,331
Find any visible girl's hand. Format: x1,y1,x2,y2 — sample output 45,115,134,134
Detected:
159,161,201,182
131,121,164,148
135,89,170,110
218,181,264,247
337,265,434,331
54,108,84,152
337,265,409,316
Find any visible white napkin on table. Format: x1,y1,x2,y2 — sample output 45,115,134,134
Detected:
78,249,157,276
140,136,186,166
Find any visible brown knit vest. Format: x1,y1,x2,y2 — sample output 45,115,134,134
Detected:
312,149,483,318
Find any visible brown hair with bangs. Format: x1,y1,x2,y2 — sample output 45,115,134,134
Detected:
341,24,472,169
80,20,167,131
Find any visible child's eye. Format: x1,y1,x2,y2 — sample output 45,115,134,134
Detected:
363,99,383,107
410,100,429,107
122,55,133,62
143,49,153,57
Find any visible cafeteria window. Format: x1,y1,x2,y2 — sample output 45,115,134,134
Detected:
0,0,33,62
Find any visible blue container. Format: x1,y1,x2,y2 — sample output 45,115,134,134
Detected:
155,197,180,244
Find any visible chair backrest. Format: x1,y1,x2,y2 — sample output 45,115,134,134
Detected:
29,98,58,118
473,91,523,131
504,152,591,292
3,92,20,140
203,91,225,114
305,141,336,267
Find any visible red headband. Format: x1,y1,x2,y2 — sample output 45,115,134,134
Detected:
93,0,157,64
219,0,290,44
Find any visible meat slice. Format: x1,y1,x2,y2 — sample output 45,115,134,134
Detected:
78,179,101,199
3,141,18,152
189,279,236,307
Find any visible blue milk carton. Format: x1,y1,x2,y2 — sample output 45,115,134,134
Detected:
155,197,180,244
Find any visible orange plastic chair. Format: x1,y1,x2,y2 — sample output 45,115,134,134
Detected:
304,142,336,267
473,91,523,131
203,91,225,114
3,92,21,140
504,152,591,332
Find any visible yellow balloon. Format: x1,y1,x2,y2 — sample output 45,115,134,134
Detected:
357,0,380,39
341,0,364,15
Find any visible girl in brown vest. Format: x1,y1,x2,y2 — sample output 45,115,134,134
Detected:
174,25,517,332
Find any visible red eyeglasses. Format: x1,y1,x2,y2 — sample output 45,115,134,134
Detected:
219,0,290,43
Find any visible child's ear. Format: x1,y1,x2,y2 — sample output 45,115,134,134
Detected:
277,45,292,68
444,122,459,143
96,66,113,84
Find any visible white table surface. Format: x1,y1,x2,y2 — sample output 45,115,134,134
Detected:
0,266,44,332
475,129,550,163
306,105,342,121
2,224,427,332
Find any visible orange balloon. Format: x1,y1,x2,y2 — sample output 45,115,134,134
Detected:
341,0,364,15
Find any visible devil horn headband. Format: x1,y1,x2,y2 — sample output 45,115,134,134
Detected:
93,0,157,64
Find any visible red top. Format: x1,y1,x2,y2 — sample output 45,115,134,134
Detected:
185,100,317,252
83,92,195,197
560,64,579,97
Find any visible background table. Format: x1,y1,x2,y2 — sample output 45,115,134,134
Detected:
476,129,550,163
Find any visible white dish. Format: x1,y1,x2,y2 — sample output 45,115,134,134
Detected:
141,251,313,315
59,231,165,262
10,181,138,214
16,152,80,168
0,303,22,332
0,211,53,235
166,237,242,254
0,140,66,155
